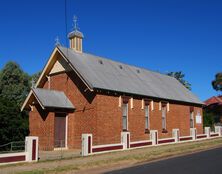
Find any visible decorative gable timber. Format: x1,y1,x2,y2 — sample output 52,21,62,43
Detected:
49,57,72,75
21,47,93,111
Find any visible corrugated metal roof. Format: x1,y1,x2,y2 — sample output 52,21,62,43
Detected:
204,96,222,106
68,30,84,38
58,46,203,105
32,88,75,109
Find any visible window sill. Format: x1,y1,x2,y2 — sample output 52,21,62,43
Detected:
162,129,168,133
145,129,150,134
122,129,128,132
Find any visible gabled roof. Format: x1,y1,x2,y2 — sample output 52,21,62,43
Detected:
29,88,75,110
57,46,203,105
204,96,222,106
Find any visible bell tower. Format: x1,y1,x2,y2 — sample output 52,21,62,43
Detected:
68,16,84,53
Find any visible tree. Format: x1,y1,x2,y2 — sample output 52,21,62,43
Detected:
0,62,30,144
0,62,30,105
167,71,191,90
212,72,222,92
31,71,41,87
203,110,215,129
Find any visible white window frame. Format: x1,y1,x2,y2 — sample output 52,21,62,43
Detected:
145,104,150,130
122,103,128,131
162,105,167,130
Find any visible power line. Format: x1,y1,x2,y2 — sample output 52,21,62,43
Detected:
64,0,68,48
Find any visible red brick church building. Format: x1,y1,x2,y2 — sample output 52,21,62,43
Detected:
22,25,203,150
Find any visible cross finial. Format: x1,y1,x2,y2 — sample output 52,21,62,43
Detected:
73,15,79,31
55,36,60,46
31,78,35,88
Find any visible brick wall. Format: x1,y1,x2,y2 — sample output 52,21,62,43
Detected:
29,71,203,150
96,95,203,144
29,106,54,150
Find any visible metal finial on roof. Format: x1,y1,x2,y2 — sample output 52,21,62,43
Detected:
73,15,79,31
55,36,60,46
31,78,35,88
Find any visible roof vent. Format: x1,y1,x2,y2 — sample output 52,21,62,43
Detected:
137,69,140,73
98,60,103,65
119,65,123,69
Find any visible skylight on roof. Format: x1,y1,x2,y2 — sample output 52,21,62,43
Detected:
98,60,103,65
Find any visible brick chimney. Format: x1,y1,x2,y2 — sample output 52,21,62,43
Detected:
68,16,84,53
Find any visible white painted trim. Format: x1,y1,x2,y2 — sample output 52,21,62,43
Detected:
29,105,34,111
159,101,162,111
158,137,175,141
130,140,152,145
151,100,154,111
82,134,92,156
25,136,38,162
35,48,58,88
167,102,170,112
119,96,122,107
197,134,207,137
0,152,27,158
92,143,122,148
130,98,133,109
141,99,144,109
179,135,193,139
121,132,130,150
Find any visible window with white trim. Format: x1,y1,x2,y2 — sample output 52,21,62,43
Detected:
122,103,128,131
190,107,194,128
145,105,150,130
162,105,167,130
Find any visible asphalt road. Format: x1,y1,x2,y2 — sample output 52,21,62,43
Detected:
106,147,222,174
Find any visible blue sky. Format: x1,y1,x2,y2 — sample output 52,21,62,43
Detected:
0,0,221,101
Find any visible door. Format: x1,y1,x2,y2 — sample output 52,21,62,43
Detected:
54,113,66,148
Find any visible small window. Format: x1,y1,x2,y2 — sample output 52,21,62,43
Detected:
137,69,140,73
98,60,103,64
122,103,128,131
190,109,194,128
162,105,167,131
145,105,150,130
119,65,123,69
